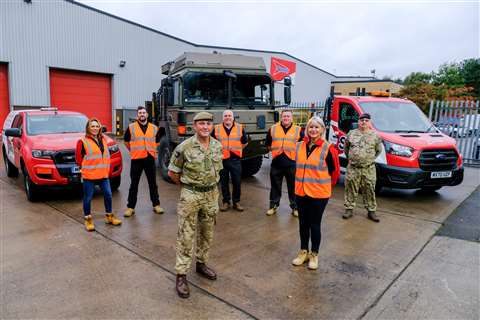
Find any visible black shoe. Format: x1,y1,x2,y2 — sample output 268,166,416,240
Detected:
176,274,190,298
196,262,217,280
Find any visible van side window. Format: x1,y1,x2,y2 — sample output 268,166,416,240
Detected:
338,102,359,133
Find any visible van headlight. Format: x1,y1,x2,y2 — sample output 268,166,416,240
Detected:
108,144,120,154
383,140,413,157
32,149,56,159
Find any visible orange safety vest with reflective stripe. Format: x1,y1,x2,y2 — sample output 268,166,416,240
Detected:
270,124,301,160
214,122,243,159
129,122,158,160
81,137,110,180
294,141,331,198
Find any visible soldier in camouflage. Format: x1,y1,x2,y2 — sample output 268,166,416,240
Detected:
343,113,383,222
168,111,223,299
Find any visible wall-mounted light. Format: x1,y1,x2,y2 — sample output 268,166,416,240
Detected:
119,60,126,68
24,0,32,3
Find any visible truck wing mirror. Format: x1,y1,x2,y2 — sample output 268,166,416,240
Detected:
284,86,291,105
4,128,22,137
284,77,292,87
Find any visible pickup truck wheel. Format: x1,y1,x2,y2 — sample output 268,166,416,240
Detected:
24,170,40,202
2,147,19,177
158,137,174,183
420,186,442,193
110,176,121,191
241,156,263,178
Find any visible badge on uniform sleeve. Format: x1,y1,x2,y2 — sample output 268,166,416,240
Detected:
175,151,181,158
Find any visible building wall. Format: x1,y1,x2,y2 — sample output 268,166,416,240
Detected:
332,81,404,96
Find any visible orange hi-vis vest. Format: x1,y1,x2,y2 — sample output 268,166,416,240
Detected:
214,122,243,159
129,122,158,160
81,136,110,180
295,141,332,198
270,123,301,160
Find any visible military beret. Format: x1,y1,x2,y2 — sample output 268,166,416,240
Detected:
193,111,213,122
359,113,371,120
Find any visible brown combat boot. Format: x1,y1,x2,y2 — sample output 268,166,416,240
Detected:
368,211,380,223
176,274,189,298
343,209,353,219
220,202,230,212
232,202,244,212
196,262,217,280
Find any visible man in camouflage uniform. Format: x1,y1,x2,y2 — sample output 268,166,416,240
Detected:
343,113,383,222
168,111,223,298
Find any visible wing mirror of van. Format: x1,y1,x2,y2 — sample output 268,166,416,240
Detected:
4,128,22,137
102,126,107,133
352,122,358,130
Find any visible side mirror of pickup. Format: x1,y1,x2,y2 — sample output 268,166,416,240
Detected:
4,128,22,137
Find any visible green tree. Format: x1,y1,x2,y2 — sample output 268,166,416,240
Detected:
432,62,464,87
403,72,432,85
460,58,480,95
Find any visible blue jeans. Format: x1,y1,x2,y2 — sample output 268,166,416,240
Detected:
83,178,112,216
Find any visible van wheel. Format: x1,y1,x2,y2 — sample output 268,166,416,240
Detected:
158,136,174,183
110,176,121,191
24,170,40,202
2,147,19,177
420,186,442,193
241,156,263,178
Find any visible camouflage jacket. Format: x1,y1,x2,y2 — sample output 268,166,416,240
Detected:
168,135,223,186
345,129,382,167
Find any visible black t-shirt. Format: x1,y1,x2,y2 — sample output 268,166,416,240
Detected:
306,143,336,176
265,124,304,167
211,123,248,160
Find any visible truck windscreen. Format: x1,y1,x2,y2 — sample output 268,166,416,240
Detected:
359,101,433,133
183,72,228,106
27,115,88,135
232,75,271,106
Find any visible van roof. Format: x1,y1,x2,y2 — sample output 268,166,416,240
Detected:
336,95,413,103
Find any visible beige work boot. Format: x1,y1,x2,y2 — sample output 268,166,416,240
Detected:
124,208,135,217
233,202,244,212
266,206,278,216
84,215,95,232
220,202,230,212
342,209,353,219
307,252,319,270
105,213,122,226
153,205,165,214
291,209,299,217
292,249,309,266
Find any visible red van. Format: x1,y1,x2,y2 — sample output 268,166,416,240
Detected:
2,108,122,201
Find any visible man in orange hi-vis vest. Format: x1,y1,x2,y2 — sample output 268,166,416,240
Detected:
123,106,164,217
211,110,248,212
265,109,303,217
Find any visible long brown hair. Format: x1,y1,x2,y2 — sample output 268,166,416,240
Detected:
85,118,102,140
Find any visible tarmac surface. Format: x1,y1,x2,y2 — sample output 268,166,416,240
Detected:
1,144,479,319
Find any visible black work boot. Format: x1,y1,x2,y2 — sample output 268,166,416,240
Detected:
196,262,217,280
367,211,380,223
343,209,353,219
176,274,189,298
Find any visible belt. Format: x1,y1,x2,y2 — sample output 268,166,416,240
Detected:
182,184,217,192
349,163,375,169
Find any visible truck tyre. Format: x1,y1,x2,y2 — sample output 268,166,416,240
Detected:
158,136,174,183
23,170,40,202
241,156,263,178
110,175,121,191
420,186,442,193
2,147,19,177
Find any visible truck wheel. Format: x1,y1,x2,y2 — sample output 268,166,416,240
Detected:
241,156,263,178
110,175,121,191
2,147,19,177
420,186,442,193
158,136,174,183
23,170,40,202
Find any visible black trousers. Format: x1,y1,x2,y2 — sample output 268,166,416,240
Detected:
296,195,329,253
220,158,242,204
127,156,160,209
269,164,296,209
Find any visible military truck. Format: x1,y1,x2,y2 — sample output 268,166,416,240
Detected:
153,52,292,181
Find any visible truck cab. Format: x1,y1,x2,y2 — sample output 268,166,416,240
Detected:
154,52,292,181
325,93,464,192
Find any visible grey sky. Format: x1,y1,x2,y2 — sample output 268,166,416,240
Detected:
77,0,479,79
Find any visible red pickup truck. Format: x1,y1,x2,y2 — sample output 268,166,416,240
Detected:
2,108,122,201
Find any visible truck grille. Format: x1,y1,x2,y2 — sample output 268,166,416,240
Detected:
419,149,458,171
52,150,76,177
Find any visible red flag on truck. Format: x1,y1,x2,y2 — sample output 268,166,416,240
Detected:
270,57,296,81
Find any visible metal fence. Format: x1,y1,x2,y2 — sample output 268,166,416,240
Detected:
276,101,325,126
429,100,480,166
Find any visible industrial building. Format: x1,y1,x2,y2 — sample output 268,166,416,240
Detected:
332,80,404,96
1,0,371,130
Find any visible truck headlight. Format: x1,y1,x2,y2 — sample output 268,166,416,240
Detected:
108,144,120,154
383,140,413,157
32,149,56,159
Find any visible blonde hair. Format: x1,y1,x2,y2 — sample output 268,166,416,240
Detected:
85,118,102,139
305,116,326,141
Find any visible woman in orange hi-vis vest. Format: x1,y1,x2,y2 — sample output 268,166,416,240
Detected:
292,116,339,270
76,118,122,232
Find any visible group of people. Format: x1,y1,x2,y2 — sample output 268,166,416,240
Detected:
75,106,382,299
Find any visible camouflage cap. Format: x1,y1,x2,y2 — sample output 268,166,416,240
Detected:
193,111,213,122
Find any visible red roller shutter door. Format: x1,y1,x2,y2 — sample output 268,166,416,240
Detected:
50,69,112,130
0,63,10,132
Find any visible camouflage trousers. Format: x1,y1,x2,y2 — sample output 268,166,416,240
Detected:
344,163,377,211
175,187,219,275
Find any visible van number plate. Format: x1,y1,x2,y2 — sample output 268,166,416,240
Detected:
431,171,452,179
72,166,81,174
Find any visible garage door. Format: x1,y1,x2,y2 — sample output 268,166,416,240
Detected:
50,69,112,130
0,63,10,132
